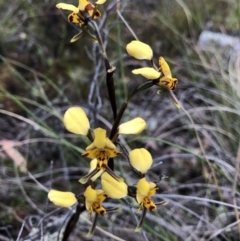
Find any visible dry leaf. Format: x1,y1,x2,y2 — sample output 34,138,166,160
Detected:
0,140,27,173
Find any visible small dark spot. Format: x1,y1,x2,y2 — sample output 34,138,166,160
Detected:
95,10,100,17
149,205,155,211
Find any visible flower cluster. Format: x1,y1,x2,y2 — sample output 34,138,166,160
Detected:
48,1,179,238
126,40,180,108
48,106,147,235
126,40,178,90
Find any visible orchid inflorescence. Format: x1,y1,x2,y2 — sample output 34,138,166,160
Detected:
48,0,180,237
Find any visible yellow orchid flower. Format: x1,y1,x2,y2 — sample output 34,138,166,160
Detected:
84,185,121,237
56,0,104,26
83,127,120,164
132,57,178,90
48,190,77,208
134,177,168,231
84,186,107,217
136,177,157,211
129,148,153,174
83,186,106,237
79,121,148,183
134,177,158,232
126,41,178,90
101,172,128,199
80,128,122,184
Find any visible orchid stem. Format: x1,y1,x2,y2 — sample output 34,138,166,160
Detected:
89,20,117,120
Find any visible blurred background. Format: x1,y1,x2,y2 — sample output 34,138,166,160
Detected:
0,0,240,240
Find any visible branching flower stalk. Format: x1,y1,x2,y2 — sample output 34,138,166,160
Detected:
48,0,181,238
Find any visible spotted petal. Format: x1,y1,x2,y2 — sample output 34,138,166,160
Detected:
159,76,178,90
78,0,90,10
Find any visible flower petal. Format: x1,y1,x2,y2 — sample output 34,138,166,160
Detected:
159,57,172,78
101,172,127,199
48,190,77,207
68,12,82,24
92,128,107,148
84,186,98,210
132,67,161,79
95,0,106,4
129,148,153,174
105,138,117,150
88,158,104,181
118,117,146,135
159,76,178,90
78,0,90,10
126,40,153,60
148,182,158,197
136,177,151,204
63,107,90,135
56,3,79,13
